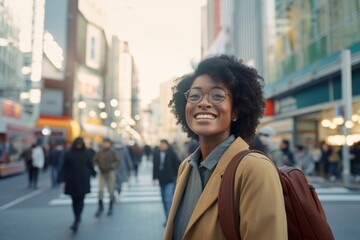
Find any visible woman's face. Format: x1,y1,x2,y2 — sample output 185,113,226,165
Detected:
185,74,234,142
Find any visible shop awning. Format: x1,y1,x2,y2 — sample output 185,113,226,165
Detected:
36,116,81,142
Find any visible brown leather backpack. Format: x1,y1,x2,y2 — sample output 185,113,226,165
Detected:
218,149,335,240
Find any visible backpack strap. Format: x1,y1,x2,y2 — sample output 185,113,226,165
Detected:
218,149,266,240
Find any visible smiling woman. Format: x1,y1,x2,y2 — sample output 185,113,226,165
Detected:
165,55,287,240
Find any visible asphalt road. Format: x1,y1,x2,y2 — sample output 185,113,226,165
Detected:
1,162,360,240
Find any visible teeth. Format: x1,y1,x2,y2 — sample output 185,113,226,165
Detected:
195,114,215,120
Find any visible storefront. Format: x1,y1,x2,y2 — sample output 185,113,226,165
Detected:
36,115,81,143
262,71,360,149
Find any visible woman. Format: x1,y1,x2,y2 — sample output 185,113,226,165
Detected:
58,137,96,233
165,55,287,239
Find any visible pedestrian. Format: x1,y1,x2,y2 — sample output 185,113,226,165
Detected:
58,137,96,233
30,139,45,189
328,145,341,182
280,139,295,166
320,140,331,177
48,140,65,187
21,145,33,188
86,139,97,160
129,142,142,181
152,139,180,226
310,142,322,175
93,138,119,217
165,55,287,239
114,141,134,194
251,127,284,166
350,141,360,182
143,144,152,162
294,145,315,176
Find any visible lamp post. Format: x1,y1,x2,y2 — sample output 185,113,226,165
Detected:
341,49,352,188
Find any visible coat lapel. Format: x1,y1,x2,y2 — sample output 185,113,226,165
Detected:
164,161,191,239
183,137,249,238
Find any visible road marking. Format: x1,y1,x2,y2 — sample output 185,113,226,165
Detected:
0,188,46,211
319,194,360,202
50,180,162,205
315,187,352,194
50,196,162,205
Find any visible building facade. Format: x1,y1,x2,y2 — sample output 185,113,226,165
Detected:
202,0,360,148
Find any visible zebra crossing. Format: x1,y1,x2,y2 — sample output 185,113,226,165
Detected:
49,162,360,206
316,187,360,202
50,165,161,206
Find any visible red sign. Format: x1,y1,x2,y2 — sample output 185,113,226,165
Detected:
264,99,275,116
2,100,21,118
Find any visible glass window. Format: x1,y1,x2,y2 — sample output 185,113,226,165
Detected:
295,50,304,70
310,10,328,41
301,19,312,46
330,0,341,26
308,36,327,63
331,17,360,52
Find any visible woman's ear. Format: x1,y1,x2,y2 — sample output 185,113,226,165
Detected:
232,109,239,121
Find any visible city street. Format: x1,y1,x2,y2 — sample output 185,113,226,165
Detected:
0,160,165,240
1,160,360,240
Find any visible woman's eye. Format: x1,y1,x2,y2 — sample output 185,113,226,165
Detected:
189,94,201,100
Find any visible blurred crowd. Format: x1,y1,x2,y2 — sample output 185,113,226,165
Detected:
18,130,360,232
250,127,360,183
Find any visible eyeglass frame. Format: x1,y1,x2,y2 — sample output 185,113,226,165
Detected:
183,88,232,104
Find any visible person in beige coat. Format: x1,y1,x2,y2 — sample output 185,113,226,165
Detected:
166,55,287,240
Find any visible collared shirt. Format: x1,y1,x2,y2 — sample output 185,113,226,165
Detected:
172,135,235,240
159,152,166,170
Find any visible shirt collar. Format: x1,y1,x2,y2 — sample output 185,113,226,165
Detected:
187,135,235,171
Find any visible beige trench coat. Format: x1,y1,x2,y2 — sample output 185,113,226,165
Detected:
164,137,287,240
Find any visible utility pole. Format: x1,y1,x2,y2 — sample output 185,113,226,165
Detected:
341,49,352,188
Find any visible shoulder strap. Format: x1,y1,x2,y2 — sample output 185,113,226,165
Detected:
218,149,266,240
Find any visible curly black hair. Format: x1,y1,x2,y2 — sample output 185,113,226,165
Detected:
168,55,265,143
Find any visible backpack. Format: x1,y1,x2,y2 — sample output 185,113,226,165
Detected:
218,149,335,240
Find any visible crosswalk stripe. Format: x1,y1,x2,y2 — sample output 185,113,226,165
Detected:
315,187,353,194
318,195,360,202
50,178,162,205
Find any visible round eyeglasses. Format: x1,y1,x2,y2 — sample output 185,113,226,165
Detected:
184,88,231,104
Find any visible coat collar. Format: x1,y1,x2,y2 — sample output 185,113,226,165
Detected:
164,137,249,239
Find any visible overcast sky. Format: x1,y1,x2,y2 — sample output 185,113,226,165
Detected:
107,0,204,107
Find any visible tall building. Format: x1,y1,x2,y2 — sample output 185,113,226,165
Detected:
39,0,110,144
0,0,45,176
106,37,142,143
201,0,360,147
263,0,360,147
202,0,266,75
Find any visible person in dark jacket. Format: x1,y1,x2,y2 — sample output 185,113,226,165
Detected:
152,139,180,225
58,137,96,233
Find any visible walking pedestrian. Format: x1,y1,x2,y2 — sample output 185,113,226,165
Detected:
143,144,152,162
320,140,332,177
114,141,134,194
48,140,65,187
165,55,287,239
251,127,284,166
21,146,33,188
129,142,142,181
30,139,45,189
152,139,180,225
58,137,96,233
280,139,295,166
294,145,315,176
93,138,119,217
328,145,341,182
